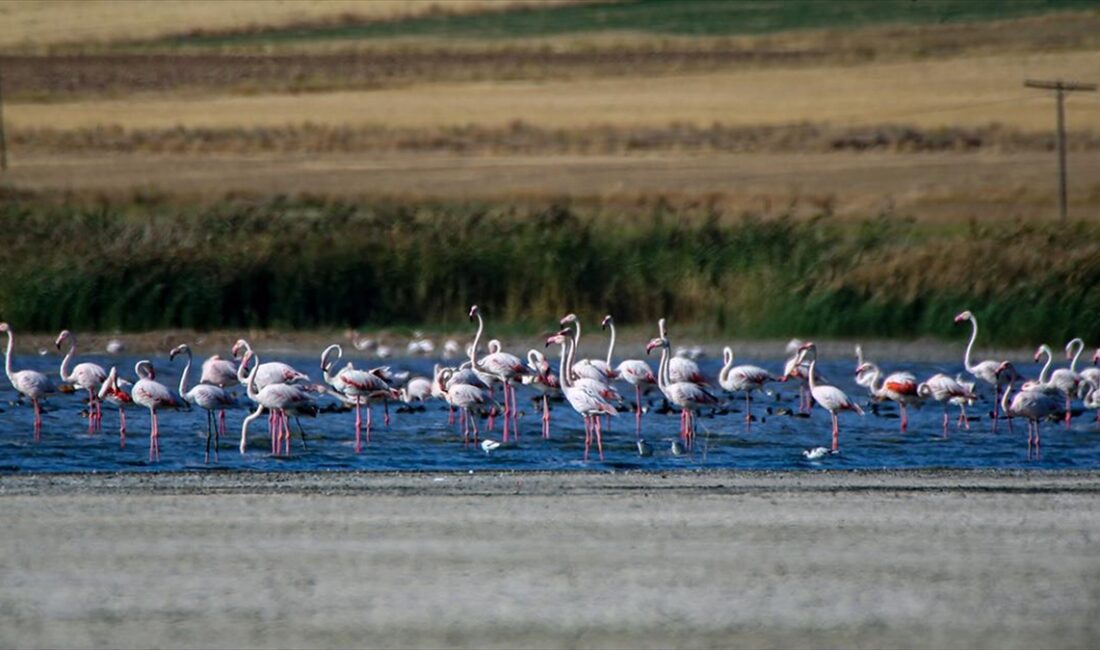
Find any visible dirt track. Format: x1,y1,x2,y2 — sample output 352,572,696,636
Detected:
1,470,1098,649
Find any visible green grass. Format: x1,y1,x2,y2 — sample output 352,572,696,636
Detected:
165,0,1100,47
1,192,1098,345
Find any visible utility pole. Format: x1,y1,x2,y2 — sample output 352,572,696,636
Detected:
1024,79,1097,219
0,61,7,172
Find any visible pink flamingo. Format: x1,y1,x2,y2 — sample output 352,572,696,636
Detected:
645,319,719,448
320,344,391,452
200,353,239,435
719,346,779,429
231,339,310,387
171,344,236,463
547,330,617,460
795,342,863,452
954,310,1018,432
560,313,616,382
55,329,108,432
604,315,657,437
522,350,561,439
97,366,132,448
437,367,494,445
1,322,56,440
239,352,314,456
918,373,977,436
468,305,529,442
131,360,181,462
854,362,921,432
1044,340,1084,427
999,367,1062,460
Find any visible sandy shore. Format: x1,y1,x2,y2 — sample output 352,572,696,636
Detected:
2,470,1098,649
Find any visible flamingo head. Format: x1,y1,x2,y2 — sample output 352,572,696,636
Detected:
560,313,578,326
135,360,155,380
854,362,874,376
545,329,570,348
994,361,1013,378
1033,345,1047,363
722,346,732,365
468,305,479,321
600,314,613,330
0,322,9,333
230,339,249,359
320,344,341,372
953,310,973,324
168,344,188,361
645,337,667,355
54,329,73,349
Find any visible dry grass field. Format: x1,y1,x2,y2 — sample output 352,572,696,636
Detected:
0,0,576,50
7,50,1099,132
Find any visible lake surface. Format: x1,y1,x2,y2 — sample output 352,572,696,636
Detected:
1,351,1097,473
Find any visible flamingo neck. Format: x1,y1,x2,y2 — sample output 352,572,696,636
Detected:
719,347,733,385
3,328,15,386
237,349,261,384
178,347,193,399
470,312,484,367
658,342,671,389
806,355,819,392
605,321,616,367
246,359,260,400
321,344,342,386
855,344,864,367
962,316,979,374
98,367,116,400
1037,346,1053,384
1001,382,1013,415
1069,339,1085,373
866,364,884,395
59,337,76,382
556,339,572,389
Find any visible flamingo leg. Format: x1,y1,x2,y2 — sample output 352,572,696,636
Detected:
542,395,550,439
1034,421,1041,461
461,407,468,445
471,407,480,442
1065,395,1072,428
634,385,642,438
448,403,455,426
900,403,908,433
583,415,592,462
118,407,126,447
213,410,220,463
745,392,752,429
383,399,391,427
32,398,41,441
205,410,213,464
487,386,497,431
283,410,292,456
366,406,373,444
512,384,521,440
148,408,157,462
992,384,1000,433
831,411,839,452
355,400,363,454
501,381,510,443
595,415,604,461
942,405,949,438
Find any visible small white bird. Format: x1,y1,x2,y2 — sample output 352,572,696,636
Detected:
803,447,830,460
480,439,501,454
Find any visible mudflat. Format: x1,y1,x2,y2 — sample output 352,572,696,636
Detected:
2,470,1098,649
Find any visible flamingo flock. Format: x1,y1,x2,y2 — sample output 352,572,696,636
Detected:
1,308,1099,464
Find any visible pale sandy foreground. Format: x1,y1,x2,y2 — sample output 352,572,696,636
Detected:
2,471,1099,649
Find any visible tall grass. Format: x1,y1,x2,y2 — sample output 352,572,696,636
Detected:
1,192,1097,345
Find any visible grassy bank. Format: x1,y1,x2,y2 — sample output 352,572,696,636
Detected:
1,192,1097,345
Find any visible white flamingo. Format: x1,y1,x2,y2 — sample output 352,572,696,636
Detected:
97,366,132,448
55,329,108,433
855,362,921,433
469,305,529,442
854,344,877,394
231,339,310,388
918,373,977,436
1049,339,1084,427
999,370,1063,460
240,352,315,456
1,322,56,440
436,367,494,445
781,345,826,414
560,313,616,381
795,342,863,452
522,349,561,439
321,344,392,452
400,376,433,406
130,360,182,462
718,346,778,428
604,314,656,436
547,331,617,460
954,310,1018,432
646,319,719,448
171,344,236,463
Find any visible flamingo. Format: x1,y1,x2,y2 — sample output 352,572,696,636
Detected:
1,322,56,440
130,360,182,462
854,362,921,433
400,376,433,406
468,305,529,442
231,339,310,388
200,353,239,435
917,373,977,436
239,352,315,456
436,367,494,445
718,346,779,429
645,319,719,448
999,368,1063,460
954,310,1018,432
55,329,108,433
604,315,657,437
854,344,877,395
97,366,132,447
949,374,979,429
795,342,863,452
547,331,617,460
655,319,708,386
522,349,561,439
781,345,827,414
1079,349,1100,423
560,313,616,382
1048,340,1084,427
321,344,392,452
171,344,236,463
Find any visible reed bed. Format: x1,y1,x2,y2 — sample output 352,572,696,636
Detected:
1,192,1097,344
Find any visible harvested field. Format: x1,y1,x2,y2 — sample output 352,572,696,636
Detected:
7,51,1099,132
7,151,1099,221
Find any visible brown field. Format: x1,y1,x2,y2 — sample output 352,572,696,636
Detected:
8,150,1099,222
7,51,1099,133
0,0,579,51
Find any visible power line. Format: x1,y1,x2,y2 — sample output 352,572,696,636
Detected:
1025,79,1097,220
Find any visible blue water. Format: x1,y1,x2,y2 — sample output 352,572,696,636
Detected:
1,352,1097,473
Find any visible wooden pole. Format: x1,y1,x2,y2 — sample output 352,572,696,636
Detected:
1024,79,1097,219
